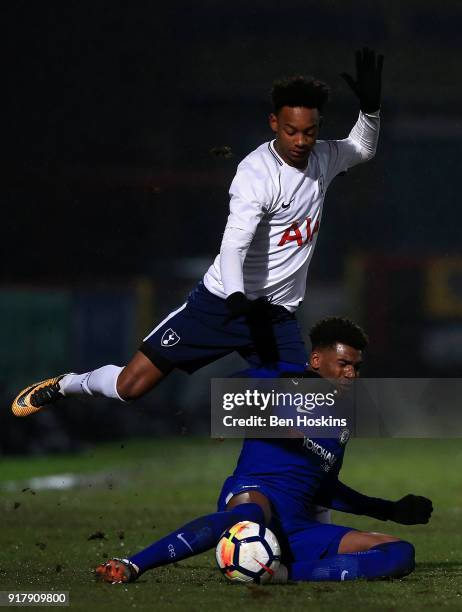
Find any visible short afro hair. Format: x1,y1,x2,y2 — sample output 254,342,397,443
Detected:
271,76,329,114
309,317,368,351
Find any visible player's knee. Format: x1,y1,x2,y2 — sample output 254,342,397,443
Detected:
116,369,148,401
390,540,415,576
398,540,415,564
229,502,266,526
375,539,416,578
368,533,401,547
400,541,415,575
226,491,272,525
339,530,400,554
116,355,164,400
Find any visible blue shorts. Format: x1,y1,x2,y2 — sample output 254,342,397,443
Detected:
217,476,354,564
139,282,308,374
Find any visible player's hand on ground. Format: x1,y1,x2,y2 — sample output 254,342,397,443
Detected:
391,494,433,525
340,47,384,113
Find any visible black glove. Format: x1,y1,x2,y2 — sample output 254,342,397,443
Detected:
390,494,433,525
224,292,255,322
224,292,279,366
340,47,384,113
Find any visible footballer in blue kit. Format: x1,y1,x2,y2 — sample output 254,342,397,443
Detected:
96,318,433,584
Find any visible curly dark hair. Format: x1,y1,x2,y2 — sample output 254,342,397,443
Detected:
271,76,330,114
309,317,368,351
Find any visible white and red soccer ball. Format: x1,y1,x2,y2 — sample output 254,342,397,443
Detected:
215,521,281,584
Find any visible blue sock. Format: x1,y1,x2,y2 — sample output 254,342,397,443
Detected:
129,503,264,574
289,541,415,581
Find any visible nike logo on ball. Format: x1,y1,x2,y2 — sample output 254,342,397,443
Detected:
254,558,275,576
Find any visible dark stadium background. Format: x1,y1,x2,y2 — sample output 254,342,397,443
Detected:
3,0,462,452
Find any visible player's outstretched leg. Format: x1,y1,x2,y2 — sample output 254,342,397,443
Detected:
95,502,266,583
12,352,164,417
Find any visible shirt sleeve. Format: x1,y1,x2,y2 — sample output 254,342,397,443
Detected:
313,475,394,521
219,161,272,296
324,110,380,186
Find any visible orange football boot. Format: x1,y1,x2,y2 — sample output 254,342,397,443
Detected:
12,375,66,417
95,558,139,584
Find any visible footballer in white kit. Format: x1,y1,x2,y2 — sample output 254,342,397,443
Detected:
203,110,379,311
12,48,383,416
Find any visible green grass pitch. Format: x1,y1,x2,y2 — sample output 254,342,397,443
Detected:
1,438,462,611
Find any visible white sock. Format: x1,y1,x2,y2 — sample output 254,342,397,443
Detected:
59,365,125,401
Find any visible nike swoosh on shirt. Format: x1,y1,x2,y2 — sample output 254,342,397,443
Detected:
281,197,295,210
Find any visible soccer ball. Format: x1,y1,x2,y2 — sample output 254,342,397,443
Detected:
215,521,281,584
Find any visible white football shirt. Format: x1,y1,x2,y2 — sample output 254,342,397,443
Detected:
203,111,380,311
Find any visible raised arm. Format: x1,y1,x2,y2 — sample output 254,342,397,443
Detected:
341,47,384,115
324,48,384,184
